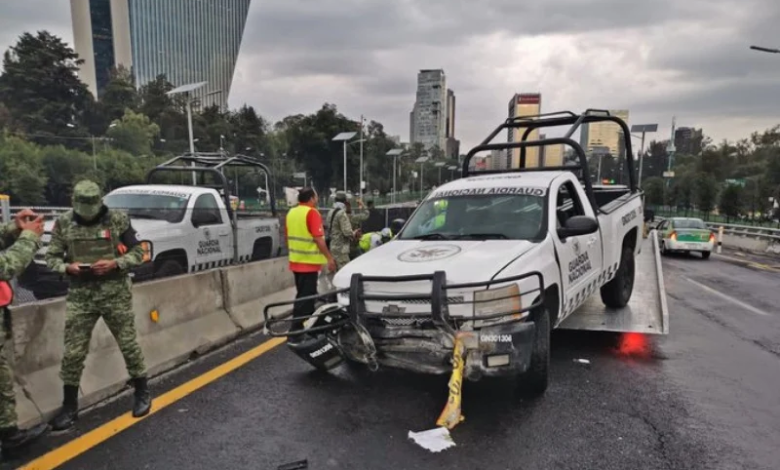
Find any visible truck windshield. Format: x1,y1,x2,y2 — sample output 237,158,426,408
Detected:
104,193,190,223
673,219,707,229
398,194,545,241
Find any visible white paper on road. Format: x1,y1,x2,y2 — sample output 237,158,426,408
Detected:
408,427,456,452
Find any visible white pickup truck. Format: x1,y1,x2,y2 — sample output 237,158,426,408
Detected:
264,110,668,399
19,153,281,299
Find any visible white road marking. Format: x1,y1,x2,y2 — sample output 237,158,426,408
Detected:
683,277,770,316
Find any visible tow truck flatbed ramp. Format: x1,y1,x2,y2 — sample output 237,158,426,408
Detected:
559,230,669,335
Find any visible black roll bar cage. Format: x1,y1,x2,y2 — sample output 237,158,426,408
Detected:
145,151,277,264
461,109,637,211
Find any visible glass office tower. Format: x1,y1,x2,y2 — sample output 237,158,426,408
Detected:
71,0,252,109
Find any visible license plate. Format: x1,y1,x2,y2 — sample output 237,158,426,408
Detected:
683,243,701,249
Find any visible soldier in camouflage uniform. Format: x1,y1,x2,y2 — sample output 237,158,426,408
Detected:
325,191,361,272
0,208,49,456
45,180,152,431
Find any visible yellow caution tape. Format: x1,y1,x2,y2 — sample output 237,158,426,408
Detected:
436,334,466,430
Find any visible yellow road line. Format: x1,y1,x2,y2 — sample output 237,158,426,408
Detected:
19,336,287,470
713,254,780,273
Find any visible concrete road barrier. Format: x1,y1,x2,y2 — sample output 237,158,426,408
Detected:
8,258,297,428
222,257,296,330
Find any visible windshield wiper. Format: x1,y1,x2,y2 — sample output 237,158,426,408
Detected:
452,233,509,240
411,233,451,240
128,213,164,220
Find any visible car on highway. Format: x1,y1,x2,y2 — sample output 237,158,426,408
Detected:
265,110,667,400
17,152,281,300
656,217,714,259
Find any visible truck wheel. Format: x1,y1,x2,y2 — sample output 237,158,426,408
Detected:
600,245,635,308
701,251,711,260
155,259,186,279
251,238,272,261
516,306,550,398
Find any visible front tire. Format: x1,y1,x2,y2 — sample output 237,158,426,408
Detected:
600,245,635,308
516,306,550,398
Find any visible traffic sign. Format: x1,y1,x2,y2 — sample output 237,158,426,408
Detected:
663,171,675,178
725,178,745,187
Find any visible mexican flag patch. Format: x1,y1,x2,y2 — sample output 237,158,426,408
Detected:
99,229,111,239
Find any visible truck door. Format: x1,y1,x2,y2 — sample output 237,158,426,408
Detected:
191,193,231,270
551,178,604,318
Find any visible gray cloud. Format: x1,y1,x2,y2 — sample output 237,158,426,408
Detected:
2,0,780,152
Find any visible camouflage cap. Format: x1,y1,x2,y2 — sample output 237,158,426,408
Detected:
334,191,348,203
72,180,103,219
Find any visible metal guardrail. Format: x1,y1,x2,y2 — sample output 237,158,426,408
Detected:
655,216,780,242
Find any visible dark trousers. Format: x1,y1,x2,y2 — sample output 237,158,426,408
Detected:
291,272,319,335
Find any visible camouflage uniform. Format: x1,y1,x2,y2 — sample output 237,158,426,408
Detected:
45,180,152,431
0,217,49,453
327,203,355,272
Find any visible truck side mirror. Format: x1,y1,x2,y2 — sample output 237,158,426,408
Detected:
557,215,598,240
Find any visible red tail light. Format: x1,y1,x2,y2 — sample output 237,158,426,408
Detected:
709,233,715,243
670,231,677,241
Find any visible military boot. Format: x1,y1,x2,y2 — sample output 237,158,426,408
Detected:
0,423,49,456
132,377,151,418
51,385,79,431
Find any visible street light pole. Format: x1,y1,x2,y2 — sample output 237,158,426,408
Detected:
343,140,348,193
750,45,780,54
359,114,364,196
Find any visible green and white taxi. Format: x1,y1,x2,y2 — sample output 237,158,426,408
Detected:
656,217,715,259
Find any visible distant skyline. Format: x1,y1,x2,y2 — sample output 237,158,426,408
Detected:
1,0,779,153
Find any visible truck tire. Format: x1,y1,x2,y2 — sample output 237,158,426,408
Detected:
701,251,711,260
251,238,273,261
600,245,635,308
154,259,186,279
516,306,550,398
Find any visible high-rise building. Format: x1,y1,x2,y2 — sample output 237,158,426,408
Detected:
410,69,457,157
70,0,252,109
539,134,564,167
674,127,704,156
507,93,542,168
579,109,630,156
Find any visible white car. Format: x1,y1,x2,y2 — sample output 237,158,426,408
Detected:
656,217,714,259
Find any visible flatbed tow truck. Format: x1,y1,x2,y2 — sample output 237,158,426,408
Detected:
264,110,669,430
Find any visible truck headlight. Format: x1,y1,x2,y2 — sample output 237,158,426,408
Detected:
473,284,525,319
140,240,153,263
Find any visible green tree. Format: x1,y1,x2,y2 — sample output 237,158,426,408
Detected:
97,65,140,125
719,184,743,220
642,176,665,206
0,31,93,145
0,134,47,204
695,172,718,217
106,109,161,156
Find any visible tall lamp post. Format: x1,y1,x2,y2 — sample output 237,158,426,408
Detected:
630,123,658,187
386,148,405,204
167,81,221,185
435,161,446,185
167,81,206,185
333,131,358,194
415,156,429,196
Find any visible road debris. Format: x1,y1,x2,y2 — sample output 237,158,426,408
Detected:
277,459,308,470
408,427,456,453
436,334,467,430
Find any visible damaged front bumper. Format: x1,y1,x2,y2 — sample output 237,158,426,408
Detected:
263,270,544,380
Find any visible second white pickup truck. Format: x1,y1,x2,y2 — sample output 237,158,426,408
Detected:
19,153,281,299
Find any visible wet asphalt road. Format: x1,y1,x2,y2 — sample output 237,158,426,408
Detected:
5,251,780,470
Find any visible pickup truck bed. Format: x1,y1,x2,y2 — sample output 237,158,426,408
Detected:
559,230,669,335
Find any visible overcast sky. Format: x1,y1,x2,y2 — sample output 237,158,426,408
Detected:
2,0,780,153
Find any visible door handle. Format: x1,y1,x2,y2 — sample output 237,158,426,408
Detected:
219,231,230,237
